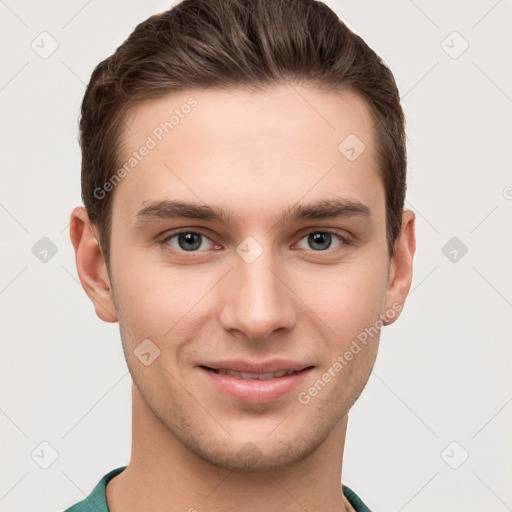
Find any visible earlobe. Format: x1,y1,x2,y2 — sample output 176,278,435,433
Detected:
383,210,416,326
69,206,118,323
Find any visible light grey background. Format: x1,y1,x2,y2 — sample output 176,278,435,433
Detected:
1,1,511,511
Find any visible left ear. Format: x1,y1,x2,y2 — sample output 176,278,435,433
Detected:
383,209,416,325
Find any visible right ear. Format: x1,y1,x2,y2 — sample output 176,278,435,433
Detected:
69,206,118,323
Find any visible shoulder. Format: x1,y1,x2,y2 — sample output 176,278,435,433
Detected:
62,466,127,512
342,483,374,512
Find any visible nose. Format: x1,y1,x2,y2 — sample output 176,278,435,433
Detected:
218,245,297,342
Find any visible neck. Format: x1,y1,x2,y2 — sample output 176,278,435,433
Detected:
106,383,353,512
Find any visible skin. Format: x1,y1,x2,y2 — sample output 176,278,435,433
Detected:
70,84,415,512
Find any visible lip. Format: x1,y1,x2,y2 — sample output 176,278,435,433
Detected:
198,360,314,403
199,359,311,374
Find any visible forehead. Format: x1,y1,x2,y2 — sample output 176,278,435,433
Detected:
111,85,382,226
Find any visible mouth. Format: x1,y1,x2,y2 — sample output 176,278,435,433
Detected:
198,363,314,403
200,366,309,380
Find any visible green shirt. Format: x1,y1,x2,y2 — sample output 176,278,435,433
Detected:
64,466,373,511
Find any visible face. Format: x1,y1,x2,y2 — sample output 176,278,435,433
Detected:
82,85,413,472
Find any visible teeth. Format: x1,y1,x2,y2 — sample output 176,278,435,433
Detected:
240,372,261,379
215,369,298,380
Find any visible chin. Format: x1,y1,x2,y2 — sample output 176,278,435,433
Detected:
181,426,327,473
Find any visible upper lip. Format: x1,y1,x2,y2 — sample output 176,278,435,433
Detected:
199,359,313,374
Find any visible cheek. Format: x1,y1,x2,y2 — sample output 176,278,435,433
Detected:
110,253,167,334
117,274,188,336
308,256,389,342
112,251,216,359
311,267,386,404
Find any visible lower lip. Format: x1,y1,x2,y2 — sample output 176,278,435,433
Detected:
199,367,313,403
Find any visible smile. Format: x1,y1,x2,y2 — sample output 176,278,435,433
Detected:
199,365,314,403
203,367,303,380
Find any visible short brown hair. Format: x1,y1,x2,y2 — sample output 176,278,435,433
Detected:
79,0,406,270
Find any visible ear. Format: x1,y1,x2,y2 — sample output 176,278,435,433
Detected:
383,209,416,325
69,206,118,323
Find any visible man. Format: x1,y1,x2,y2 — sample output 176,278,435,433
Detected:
66,0,415,510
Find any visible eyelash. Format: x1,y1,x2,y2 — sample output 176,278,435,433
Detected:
160,228,350,255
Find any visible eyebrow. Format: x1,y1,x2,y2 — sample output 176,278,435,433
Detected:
134,197,371,226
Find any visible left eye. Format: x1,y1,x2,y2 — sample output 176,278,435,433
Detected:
296,231,345,251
